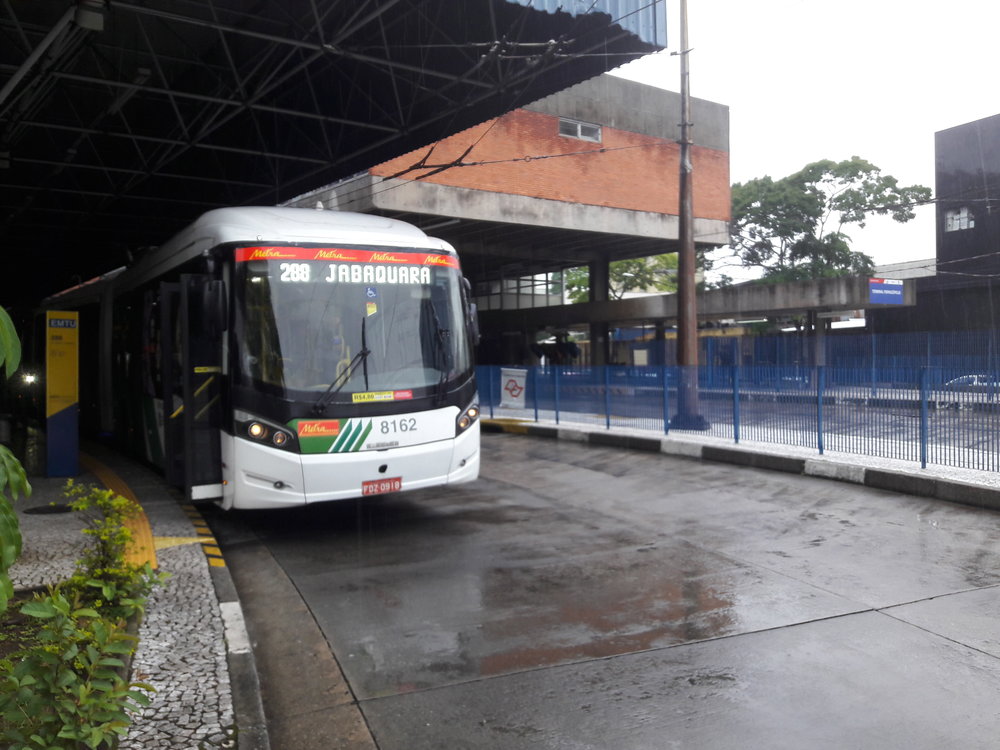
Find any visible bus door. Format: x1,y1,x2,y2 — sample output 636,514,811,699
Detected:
160,275,225,501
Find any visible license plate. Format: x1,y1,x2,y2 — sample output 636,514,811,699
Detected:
362,477,402,496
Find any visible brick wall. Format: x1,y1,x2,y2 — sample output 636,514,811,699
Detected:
371,109,730,222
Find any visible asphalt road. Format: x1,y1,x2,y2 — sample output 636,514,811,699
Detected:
206,432,1000,749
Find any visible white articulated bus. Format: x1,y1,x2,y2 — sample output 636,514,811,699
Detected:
43,207,481,509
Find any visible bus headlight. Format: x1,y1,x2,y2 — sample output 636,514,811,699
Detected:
456,403,480,433
236,412,297,452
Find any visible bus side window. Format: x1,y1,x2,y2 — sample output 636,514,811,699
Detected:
142,291,161,397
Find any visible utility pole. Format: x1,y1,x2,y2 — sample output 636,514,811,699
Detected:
672,0,709,429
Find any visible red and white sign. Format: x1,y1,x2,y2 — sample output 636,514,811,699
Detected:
500,367,528,408
236,246,459,268
362,477,402,496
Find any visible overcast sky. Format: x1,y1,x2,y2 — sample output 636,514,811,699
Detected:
611,0,1000,273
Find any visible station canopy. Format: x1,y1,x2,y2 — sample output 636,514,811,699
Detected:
0,0,664,307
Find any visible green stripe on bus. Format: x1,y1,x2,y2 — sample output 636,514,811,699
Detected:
349,421,373,452
330,421,356,453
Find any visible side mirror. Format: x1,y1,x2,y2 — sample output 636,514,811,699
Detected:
461,277,480,345
468,302,480,345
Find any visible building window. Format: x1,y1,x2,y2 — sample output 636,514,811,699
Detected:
558,117,601,143
945,206,975,232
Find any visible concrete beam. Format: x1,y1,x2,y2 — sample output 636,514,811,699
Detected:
373,178,731,242
293,173,728,245
480,275,915,329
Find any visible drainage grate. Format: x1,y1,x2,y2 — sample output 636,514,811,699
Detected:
22,504,73,515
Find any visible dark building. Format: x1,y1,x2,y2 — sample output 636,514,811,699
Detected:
872,113,1000,333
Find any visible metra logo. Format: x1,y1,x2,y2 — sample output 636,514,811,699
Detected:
297,420,341,437
423,255,453,266
370,252,407,263
247,248,296,260
314,249,357,261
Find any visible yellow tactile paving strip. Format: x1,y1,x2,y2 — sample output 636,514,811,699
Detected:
483,417,530,434
79,452,158,570
78,453,226,569
181,504,226,567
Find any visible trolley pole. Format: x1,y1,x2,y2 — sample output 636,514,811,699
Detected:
672,0,709,430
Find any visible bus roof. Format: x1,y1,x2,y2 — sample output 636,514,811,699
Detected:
43,207,458,306
162,207,448,255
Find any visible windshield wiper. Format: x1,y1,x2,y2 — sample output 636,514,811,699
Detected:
425,300,452,405
312,317,371,415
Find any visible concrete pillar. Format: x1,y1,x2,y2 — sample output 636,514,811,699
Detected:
654,322,666,366
589,259,611,366
590,323,608,366
589,259,610,303
809,311,827,367
817,318,827,367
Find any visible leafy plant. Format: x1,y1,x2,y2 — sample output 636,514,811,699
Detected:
0,482,164,747
62,480,162,621
0,590,152,749
0,306,30,613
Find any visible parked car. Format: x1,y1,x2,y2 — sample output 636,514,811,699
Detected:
935,374,1000,409
943,374,1000,393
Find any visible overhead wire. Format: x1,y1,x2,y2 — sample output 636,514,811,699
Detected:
322,134,979,224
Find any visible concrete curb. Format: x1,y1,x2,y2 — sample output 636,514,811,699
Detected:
194,509,272,750
482,419,1000,513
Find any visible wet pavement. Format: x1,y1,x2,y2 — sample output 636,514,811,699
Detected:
209,430,1000,749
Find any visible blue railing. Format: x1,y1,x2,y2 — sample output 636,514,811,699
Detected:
653,329,1000,375
477,364,1000,473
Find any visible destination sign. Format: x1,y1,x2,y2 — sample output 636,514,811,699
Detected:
235,246,459,268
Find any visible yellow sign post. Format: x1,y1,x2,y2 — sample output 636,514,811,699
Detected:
45,311,79,476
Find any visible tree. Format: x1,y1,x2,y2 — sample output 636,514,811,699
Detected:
729,157,932,282
0,306,29,612
564,254,679,303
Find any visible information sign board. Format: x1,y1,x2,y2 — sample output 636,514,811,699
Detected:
868,278,903,305
45,311,79,476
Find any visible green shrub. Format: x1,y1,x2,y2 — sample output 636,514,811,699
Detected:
0,590,152,749
61,481,161,621
0,305,30,614
0,482,165,747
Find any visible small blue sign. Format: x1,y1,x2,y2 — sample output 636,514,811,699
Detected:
365,286,378,299
869,278,903,305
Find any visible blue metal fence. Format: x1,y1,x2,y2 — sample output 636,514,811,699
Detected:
659,329,1000,377
477,362,1000,473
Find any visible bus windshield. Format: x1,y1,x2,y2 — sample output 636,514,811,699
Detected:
234,245,472,399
